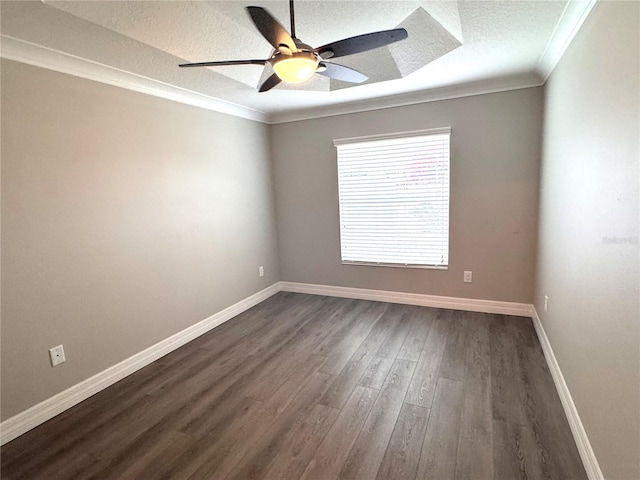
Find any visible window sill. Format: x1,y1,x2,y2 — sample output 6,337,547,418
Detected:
341,261,448,270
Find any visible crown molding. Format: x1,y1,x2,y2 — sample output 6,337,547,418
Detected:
1,0,597,128
1,32,543,126
267,75,544,124
0,35,270,124
537,0,599,81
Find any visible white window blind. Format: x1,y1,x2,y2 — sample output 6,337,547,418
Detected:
335,128,450,268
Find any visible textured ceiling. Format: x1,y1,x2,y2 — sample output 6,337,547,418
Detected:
0,1,570,120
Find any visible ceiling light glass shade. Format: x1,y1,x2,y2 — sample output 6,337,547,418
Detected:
272,52,319,84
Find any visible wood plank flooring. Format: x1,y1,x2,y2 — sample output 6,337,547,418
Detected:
1,292,588,480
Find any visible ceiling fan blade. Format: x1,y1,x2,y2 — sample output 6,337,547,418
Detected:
246,6,297,52
315,28,408,59
258,73,282,92
317,63,368,83
179,59,267,68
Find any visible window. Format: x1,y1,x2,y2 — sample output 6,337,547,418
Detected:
335,127,450,269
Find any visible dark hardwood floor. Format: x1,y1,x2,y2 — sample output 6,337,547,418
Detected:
1,292,587,480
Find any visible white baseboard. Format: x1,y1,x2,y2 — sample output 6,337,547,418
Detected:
0,283,280,446
531,307,604,480
3,280,574,455
279,281,533,317
283,282,600,478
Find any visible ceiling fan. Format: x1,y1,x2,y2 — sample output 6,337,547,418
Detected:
179,0,408,92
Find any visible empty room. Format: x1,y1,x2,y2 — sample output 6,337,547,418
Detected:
1,0,638,479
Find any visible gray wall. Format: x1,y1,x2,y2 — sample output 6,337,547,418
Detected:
534,2,640,479
1,59,280,420
271,88,543,303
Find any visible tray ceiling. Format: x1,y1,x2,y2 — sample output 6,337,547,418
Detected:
0,1,596,123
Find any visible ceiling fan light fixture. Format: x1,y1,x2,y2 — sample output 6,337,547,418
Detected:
179,2,408,92
272,52,319,84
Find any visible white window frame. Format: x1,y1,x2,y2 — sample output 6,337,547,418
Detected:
334,127,451,270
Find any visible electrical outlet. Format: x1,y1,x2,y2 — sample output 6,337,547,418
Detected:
49,345,66,367
259,266,264,277
463,271,473,283
544,295,549,312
